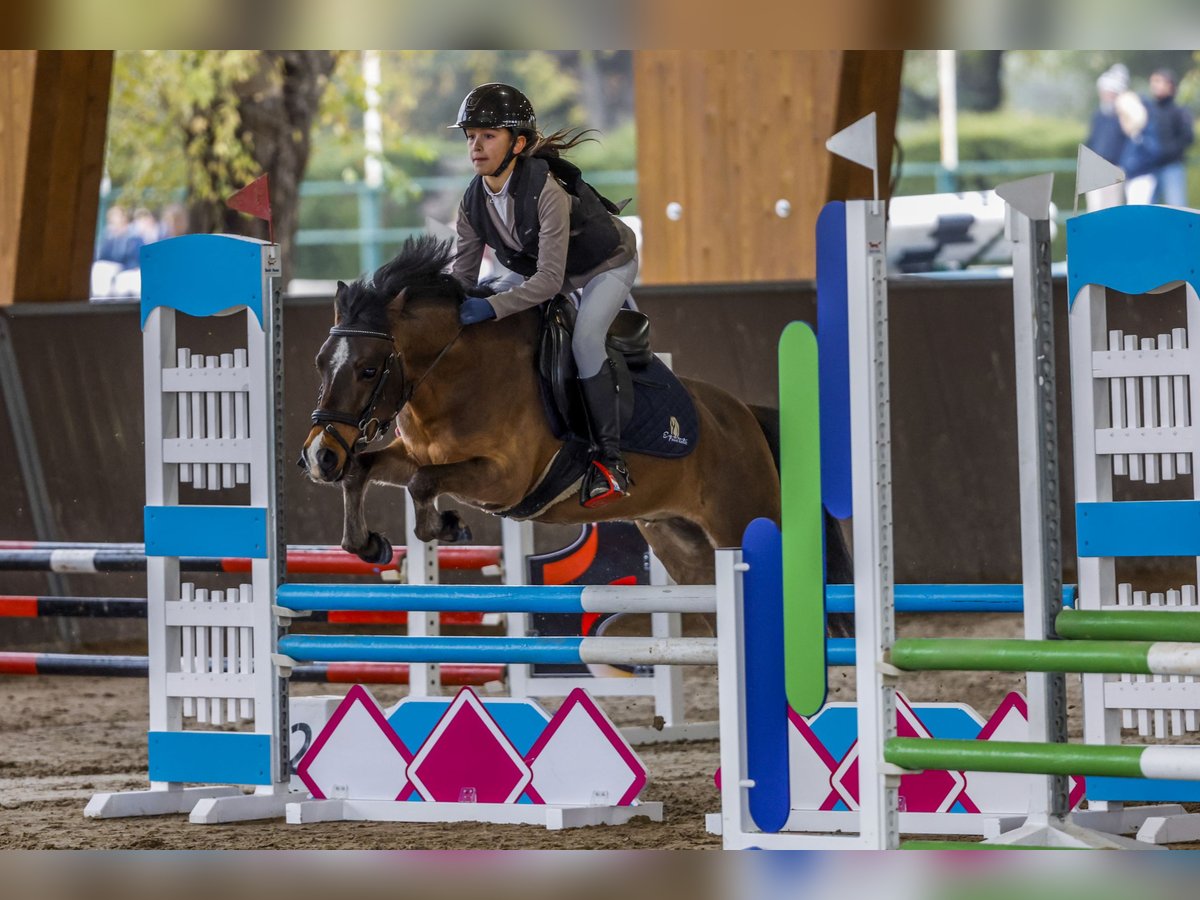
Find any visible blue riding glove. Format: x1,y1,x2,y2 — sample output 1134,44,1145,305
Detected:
459,297,497,325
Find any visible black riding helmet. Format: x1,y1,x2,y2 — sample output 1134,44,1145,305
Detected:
450,82,537,133
450,83,537,177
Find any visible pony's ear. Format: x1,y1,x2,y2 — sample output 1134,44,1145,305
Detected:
333,281,348,325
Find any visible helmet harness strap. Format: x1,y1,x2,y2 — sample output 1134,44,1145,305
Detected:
489,129,524,178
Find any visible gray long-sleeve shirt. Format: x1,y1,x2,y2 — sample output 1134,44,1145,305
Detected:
452,171,636,320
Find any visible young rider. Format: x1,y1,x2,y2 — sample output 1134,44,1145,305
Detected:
449,83,639,508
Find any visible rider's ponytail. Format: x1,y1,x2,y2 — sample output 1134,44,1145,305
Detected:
521,127,599,160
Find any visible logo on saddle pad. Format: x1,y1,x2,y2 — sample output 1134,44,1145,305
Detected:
662,415,689,446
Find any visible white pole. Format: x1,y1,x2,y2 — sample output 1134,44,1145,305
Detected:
937,50,959,187
362,51,384,190
503,517,534,702
361,51,385,274
405,491,440,697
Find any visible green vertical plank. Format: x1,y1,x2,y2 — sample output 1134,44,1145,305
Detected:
779,321,827,715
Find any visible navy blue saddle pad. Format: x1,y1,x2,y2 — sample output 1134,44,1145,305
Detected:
539,356,699,459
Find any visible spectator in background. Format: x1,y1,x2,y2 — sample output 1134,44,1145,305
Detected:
1087,64,1131,164
1085,64,1131,209
1146,68,1194,207
133,207,161,244
159,203,189,239
94,205,144,272
1119,88,1158,205
92,204,145,298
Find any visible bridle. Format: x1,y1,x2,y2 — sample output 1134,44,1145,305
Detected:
309,326,399,458
308,322,464,461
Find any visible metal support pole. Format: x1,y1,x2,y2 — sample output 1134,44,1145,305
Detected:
405,491,440,696
1009,201,1071,819
846,199,899,849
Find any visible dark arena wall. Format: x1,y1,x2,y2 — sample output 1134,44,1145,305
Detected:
0,277,1189,649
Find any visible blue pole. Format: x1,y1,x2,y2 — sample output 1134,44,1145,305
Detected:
278,634,716,666
826,638,856,667
824,584,1078,613
277,583,589,613
279,582,1075,615
280,634,588,665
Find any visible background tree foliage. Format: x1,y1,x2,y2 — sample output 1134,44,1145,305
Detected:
902,50,1199,122
106,50,344,279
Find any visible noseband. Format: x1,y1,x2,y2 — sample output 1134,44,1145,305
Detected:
310,326,402,458
308,322,465,461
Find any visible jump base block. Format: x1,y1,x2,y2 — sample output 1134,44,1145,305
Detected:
285,798,664,830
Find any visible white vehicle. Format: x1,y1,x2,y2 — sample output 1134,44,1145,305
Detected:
887,191,1059,275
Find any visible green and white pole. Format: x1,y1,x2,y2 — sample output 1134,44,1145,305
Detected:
891,637,1200,676
1055,608,1200,643
887,738,1200,781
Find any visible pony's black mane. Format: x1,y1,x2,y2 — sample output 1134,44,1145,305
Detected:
335,235,465,332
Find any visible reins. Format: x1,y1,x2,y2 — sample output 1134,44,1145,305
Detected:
399,324,465,412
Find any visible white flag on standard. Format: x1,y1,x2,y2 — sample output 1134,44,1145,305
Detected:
826,112,878,172
1075,143,1125,198
996,173,1054,222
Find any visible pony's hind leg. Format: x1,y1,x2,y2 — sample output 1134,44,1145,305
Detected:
406,457,512,543
824,512,855,638
635,517,716,585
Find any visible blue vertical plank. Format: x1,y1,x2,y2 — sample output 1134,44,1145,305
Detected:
742,517,791,833
816,201,853,521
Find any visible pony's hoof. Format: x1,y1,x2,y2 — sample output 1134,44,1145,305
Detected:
439,511,473,543
358,532,393,565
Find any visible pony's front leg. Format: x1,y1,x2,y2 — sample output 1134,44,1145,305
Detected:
340,445,418,564
407,457,504,543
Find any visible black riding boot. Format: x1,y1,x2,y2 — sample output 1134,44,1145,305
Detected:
579,364,631,507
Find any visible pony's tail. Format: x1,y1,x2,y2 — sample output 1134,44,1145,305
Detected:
747,404,782,472
747,403,854,637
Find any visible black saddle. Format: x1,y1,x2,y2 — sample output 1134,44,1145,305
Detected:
537,295,652,438
503,299,693,519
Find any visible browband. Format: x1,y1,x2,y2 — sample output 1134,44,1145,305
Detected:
328,326,394,342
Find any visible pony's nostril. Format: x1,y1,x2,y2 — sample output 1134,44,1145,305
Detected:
316,447,338,473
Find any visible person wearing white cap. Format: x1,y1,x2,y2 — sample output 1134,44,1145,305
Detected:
1085,64,1132,210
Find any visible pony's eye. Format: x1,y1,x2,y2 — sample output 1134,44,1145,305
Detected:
362,367,377,379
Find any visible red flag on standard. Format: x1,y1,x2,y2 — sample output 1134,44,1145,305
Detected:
226,174,274,243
